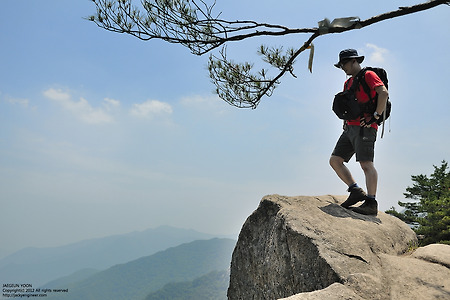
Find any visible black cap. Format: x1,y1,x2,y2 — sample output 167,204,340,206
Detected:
334,49,364,68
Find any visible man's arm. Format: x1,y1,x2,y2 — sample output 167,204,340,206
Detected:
374,85,389,116
360,84,389,127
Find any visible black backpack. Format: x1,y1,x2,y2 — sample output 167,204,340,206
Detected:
333,67,391,125
359,67,391,124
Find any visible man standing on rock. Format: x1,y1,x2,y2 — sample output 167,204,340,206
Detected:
329,49,389,216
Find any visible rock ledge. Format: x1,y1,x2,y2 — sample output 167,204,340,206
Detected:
227,195,450,300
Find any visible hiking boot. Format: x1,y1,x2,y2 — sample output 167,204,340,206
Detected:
341,187,366,209
352,198,378,216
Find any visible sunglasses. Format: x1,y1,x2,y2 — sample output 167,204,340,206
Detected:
339,59,354,68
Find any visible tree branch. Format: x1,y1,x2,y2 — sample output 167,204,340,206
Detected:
87,0,450,108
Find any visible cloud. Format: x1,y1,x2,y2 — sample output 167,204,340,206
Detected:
43,89,172,123
180,94,217,106
179,94,228,115
1,91,35,109
129,100,173,119
43,88,71,102
102,97,120,112
43,88,114,124
365,44,389,64
6,97,30,108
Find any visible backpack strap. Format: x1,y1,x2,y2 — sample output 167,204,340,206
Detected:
359,68,375,102
347,69,366,92
349,69,369,137
359,67,388,138
358,68,379,116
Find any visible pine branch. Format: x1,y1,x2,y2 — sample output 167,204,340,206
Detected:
87,0,449,108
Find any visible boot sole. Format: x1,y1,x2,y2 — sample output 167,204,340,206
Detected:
351,207,378,216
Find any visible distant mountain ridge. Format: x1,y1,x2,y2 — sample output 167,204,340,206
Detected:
41,268,100,290
0,226,228,286
45,238,235,300
145,270,229,300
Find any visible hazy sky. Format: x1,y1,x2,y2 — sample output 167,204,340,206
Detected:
1,0,448,257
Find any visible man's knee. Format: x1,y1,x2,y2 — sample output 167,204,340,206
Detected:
359,161,375,172
330,155,345,169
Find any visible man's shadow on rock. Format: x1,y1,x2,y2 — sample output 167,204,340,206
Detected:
320,203,382,224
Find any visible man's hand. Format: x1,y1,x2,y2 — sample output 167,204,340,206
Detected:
360,114,379,128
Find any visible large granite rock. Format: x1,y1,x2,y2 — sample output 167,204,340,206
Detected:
228,195,450,300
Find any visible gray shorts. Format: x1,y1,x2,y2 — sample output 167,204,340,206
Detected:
332,125,377,162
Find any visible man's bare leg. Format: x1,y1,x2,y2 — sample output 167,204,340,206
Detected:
329,155,366,208
352,161,378,215
360,161,378,196
329,155,355,186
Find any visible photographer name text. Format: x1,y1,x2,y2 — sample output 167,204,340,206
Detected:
2,283,69,298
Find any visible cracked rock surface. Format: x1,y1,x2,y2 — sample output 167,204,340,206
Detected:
227,195,450,300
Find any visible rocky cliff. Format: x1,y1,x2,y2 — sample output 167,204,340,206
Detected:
228,195,450,300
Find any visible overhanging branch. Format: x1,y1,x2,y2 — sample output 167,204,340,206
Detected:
209,0,449,108
88,0,449,108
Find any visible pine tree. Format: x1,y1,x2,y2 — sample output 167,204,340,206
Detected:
386,160,450,246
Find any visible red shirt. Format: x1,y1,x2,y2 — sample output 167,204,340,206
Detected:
344,70,384,129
